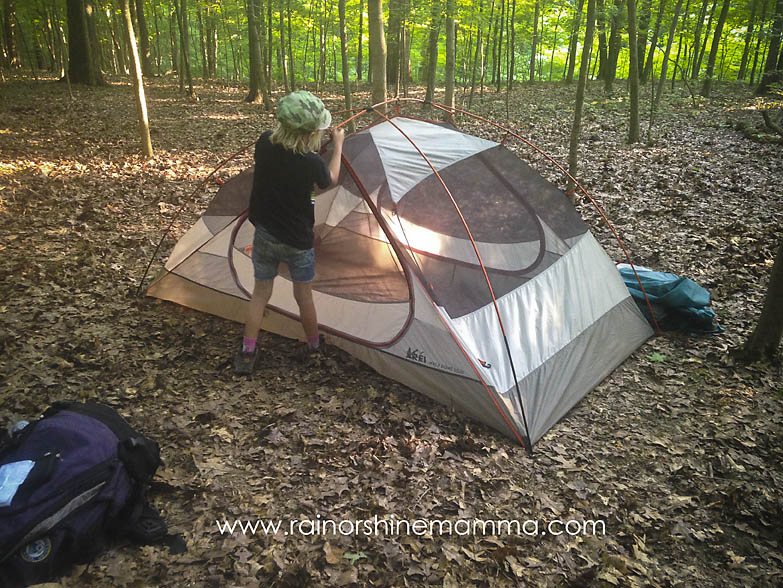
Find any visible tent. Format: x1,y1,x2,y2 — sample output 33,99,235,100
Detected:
147,108,653,448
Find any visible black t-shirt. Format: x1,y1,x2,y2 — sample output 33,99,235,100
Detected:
249,131,331,250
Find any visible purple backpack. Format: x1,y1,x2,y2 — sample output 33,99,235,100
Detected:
0,402,165,587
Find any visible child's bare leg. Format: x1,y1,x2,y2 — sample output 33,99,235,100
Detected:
292,281,319,346
244,279,275,342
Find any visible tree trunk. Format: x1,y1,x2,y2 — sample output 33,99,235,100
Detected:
739,0,760,80
596,0,608,79
468,2,483,108
757,0,783,94
135,0,152,76
152,1,161,75
636,0,652,75
178,0,195,97
700,0,730,96
495,0,505,91
627,0,640,142
695,0,718,77
287,0,294,88
3,0,19,68
121,0,153,158
84,1,105,82
529,0,539,82
424,0,440,104
67,0,102,84
548,7,563,81
387,0,402,92
168,2,178,74
568,0,596,191
445,0,456,109
178,0,196,98
507,0,516,90
739,240,783,363
357,0,364,81
368,0,386,106
690,0,710,78
246,0,270,106
655,0,684,103
642,0,667,81
197,6,207,78
672,0,691,86
401,22,410,95
481,0,495,94
604,0,624,92
338,0,354,130
566,0,586,82
749,0,768,84
279,2,288,92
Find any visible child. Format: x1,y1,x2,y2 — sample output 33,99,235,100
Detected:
234,91,345,375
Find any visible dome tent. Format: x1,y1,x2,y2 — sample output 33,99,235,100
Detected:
146,102,653,449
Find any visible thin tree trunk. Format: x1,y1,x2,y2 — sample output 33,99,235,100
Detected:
246,0,270,106
655,0,683,103
468,0,483,108
495,0,505,90
690,0,710,78
3,0,19,68
697,0,718,76
121,0,153,157
445,0,456,108
401,22,410,95
700,0,730,96
286,0,294,88
507,0,516,90
672,0,691,86
529,0,539,82
424,0,440,104
169,1,178,74
642,0,667,81
548,7,563,81
627,0,641,142
135,0,152,76
604,0,624,91
387,0,402,91
749,0,769,84
757,0,783,94
279,1,288,92
596,0,608,79
739,0,760,79
338,0,354,131
357,0,363,81
197,5,207,78
566,0,586,82
368,0,386,106
179,0,195,96
637,0,652,75
569,0,596,194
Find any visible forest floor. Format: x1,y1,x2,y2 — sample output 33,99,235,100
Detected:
1,76,782,587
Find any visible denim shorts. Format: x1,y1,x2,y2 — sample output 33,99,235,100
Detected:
251,224,315,283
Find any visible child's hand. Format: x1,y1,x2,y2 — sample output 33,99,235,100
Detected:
332,128,345,146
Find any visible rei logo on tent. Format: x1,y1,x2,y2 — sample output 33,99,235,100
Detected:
406,348,427,364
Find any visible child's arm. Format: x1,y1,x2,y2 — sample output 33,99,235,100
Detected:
328,128,345,186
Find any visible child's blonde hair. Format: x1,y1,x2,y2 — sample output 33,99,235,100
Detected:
270,123,323,155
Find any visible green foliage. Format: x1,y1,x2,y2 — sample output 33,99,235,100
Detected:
1,0,768,89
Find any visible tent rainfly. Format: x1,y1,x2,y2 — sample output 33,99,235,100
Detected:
147,110,653,448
